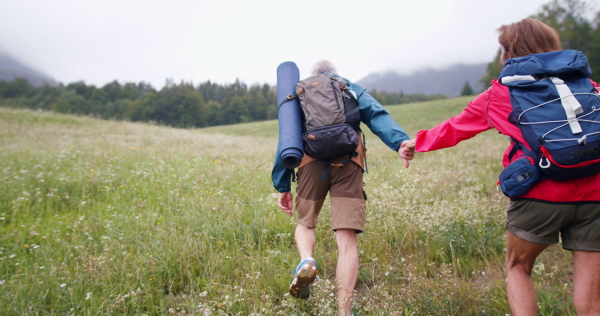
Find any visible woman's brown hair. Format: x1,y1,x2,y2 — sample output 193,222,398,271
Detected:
498,18,562,63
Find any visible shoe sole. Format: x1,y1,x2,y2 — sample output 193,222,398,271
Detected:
289,263,317,299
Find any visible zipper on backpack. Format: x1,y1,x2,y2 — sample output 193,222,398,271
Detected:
330,80,341,109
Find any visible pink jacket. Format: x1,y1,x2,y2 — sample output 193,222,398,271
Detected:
415,79,600,202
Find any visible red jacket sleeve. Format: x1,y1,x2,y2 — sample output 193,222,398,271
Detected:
415,89,493,152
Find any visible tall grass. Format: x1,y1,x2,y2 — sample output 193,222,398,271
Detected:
0,100,576,315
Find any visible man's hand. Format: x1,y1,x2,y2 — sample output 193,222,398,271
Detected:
278,191,294,216
398,140,416,168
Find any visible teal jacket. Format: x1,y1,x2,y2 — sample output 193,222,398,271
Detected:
271,76,410,193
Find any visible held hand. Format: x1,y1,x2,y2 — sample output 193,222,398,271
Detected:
398,140,416,168
278,192,294,216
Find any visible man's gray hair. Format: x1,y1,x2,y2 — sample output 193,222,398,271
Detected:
311,60,337,76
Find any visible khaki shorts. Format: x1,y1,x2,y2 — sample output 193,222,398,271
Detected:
295,159,366,233
506,200,600,252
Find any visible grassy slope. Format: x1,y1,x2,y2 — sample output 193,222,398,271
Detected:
0,100,575,315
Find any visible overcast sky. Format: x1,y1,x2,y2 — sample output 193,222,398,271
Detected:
0,0,555,89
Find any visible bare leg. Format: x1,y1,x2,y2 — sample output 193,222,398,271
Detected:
335,229,358,316
573,250,600,315
505,231,549,316
295,224,316,259
288,224,318,299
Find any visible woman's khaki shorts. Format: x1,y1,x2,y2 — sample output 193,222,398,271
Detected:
295,159,366,233
506,200,600,252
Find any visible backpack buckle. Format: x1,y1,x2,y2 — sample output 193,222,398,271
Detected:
539,157,551,169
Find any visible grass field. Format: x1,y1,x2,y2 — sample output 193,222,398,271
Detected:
0,98,577,315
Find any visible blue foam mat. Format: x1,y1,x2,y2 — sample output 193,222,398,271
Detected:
276,61,303,169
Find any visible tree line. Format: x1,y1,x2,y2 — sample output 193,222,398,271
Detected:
0,78,282,128
0,76,448,128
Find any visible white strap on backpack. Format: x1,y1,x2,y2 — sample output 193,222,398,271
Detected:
550,77,583,134
500,75,584,135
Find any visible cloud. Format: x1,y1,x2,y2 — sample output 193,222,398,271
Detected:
0,0,551,88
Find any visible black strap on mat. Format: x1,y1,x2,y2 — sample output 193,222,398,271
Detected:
278,94,297,108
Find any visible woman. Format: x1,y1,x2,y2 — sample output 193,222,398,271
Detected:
403,18,600,315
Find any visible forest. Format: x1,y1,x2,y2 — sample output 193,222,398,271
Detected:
0,0,598,128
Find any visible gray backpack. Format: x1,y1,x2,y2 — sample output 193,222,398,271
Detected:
295,73,361,161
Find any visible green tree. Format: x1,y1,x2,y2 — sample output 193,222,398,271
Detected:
481,0,599,86
143,83,207,128
1,78,34,98
220,95,249,125
461,81,475,96
534,0,598,79
32,84,62,110
103,99,130,120
205,100,223,126
52,90,88,114
90,89,109,117
533,0,594,51
261,84,278,120
590,11,600,80
245,85,269,121
67,81,95,99
480,49,502,88
121,82,154,100
101,80,122,103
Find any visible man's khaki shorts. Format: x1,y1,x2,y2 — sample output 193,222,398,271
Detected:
295,159,366,233
506,200,600,252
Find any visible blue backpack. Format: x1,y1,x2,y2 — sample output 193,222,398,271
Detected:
498,50,600,197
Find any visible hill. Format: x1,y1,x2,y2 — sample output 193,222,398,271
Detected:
356,63,488,97
0,51,57,87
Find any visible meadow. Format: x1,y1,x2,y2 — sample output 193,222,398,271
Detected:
0,98,576,315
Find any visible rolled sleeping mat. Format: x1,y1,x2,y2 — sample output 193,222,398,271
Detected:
276,61,304,169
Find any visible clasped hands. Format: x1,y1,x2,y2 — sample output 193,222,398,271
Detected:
398,139,416,168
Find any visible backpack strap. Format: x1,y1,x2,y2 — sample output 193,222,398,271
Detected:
507,137,553,170
501,75,584,135
506,137,521,162
549,77,583,134
361,129,368,174
345,105,360,117
507,137,536,161
320,152,358,181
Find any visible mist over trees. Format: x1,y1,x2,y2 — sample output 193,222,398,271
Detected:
481,0,600,86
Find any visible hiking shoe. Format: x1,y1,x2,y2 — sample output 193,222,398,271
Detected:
289,257,317,299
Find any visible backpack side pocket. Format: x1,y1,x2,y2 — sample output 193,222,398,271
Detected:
499,155,541,197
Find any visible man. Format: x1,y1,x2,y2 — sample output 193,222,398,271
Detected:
271,60,414,316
